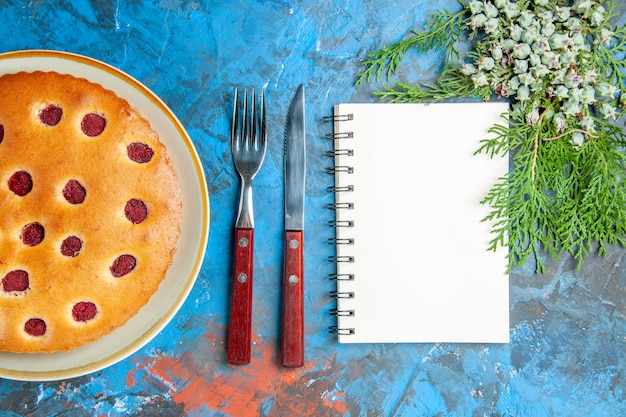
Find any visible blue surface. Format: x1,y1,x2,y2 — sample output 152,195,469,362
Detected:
1,0,625,416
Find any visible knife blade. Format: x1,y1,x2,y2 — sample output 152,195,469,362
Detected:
282,84,306,367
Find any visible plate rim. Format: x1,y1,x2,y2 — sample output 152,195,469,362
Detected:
0,49,209,381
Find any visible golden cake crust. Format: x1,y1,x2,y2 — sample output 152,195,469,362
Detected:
0,71,182,353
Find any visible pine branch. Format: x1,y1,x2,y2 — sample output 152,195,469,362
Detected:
374,65,476,102
356,8,466,85
357,0,626,272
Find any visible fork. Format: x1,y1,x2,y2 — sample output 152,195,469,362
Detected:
228,87,267,364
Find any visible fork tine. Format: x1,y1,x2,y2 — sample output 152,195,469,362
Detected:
247,88,256,149
258,88,266,151
242,88,250,150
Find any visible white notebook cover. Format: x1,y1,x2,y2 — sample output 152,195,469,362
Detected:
331,102,510,343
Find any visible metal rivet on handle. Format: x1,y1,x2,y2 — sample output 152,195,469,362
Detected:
237,273,248,283
288,274,299,284
289,239,299,249
239,237,249,247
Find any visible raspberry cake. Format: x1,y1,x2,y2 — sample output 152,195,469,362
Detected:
0,71,182,353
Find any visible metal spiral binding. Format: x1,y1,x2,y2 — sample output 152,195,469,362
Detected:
329,255,354,263
329,326,355,336
328,237,354,245
325,166,354,174
326,186,354,193
330,308,355,317
326,112,356,338
330,290,355,299
325,149,354,157
324,131,353,140
327,202,354,210
322,113,354,122
329,272,354,280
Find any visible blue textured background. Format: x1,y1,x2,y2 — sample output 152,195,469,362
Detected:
1,1,625,416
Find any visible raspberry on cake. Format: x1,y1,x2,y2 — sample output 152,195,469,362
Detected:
0,71,182,353
8,170,33,196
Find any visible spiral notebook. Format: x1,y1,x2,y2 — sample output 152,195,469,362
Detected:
327,102,510,343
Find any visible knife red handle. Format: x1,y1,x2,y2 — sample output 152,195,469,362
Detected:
281,230,304,367
228,227,254,364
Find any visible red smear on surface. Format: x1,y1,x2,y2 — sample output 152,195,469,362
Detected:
126,365,138,388
141,330,349,416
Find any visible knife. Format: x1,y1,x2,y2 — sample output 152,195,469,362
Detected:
282,84,306,367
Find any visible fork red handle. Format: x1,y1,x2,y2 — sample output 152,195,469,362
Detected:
281,230,304,367
228,227,254,364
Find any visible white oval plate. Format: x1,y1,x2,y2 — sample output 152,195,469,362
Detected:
0,50,209,381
